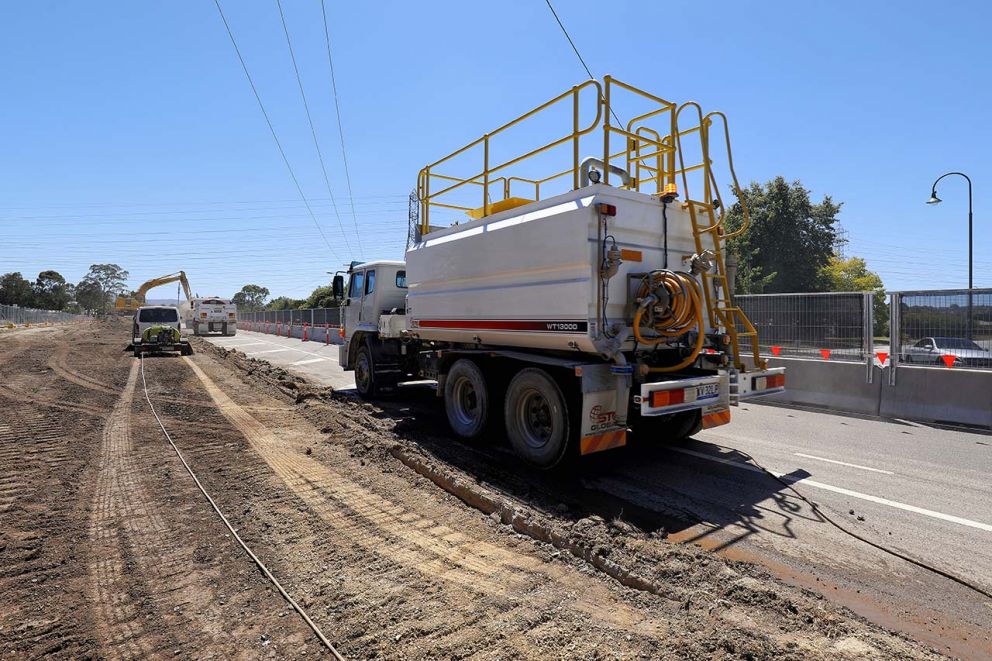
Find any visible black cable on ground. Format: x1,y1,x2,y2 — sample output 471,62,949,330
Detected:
138,356,346,659
729,446,992,601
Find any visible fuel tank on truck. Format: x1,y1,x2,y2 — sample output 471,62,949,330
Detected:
404,183,699,354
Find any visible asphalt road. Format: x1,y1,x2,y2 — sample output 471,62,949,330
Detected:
205,330,992,658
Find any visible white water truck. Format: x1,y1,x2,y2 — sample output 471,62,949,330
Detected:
333,77,784,468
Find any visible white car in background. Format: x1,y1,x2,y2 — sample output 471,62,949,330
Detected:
902,336,992,368
187,297,238,336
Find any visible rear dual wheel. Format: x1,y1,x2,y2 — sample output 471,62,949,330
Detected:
504,368,570,469
444,359,490,439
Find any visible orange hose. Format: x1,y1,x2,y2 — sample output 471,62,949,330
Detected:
632,272,706,372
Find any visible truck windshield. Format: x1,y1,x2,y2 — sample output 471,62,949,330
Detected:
349,272,364,298
396,270,407,288
138,308,178,323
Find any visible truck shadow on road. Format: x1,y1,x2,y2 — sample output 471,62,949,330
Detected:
371,385,823,552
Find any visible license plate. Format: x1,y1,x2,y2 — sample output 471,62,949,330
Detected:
696,384,719,400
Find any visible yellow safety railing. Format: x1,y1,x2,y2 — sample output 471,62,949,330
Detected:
417,76,747,237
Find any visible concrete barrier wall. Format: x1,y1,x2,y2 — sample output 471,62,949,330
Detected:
879,366,992,427
756,357,992,428
239,321,342,346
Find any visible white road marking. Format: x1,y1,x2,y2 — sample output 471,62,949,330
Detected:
211,333,339,362
244,348,294,355
217,341,267,348
671,447,992,533
793,452,894,475
292,358,327,366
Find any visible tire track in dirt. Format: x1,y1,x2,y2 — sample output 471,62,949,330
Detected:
185,358,539,595
0,339,107,657
183,356,674,651
87,360,242,658
49,344,120,396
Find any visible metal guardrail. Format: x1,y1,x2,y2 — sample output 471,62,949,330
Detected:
0,304,92,326
889,288,992,382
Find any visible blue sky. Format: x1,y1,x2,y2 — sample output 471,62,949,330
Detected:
2,0,990,300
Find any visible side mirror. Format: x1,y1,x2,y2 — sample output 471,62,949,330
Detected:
332,274,344,300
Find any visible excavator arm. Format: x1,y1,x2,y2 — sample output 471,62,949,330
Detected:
115,271,193,313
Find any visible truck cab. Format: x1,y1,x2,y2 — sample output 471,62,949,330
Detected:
337,261,407,381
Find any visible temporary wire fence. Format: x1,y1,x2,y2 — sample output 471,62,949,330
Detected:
0,304,92,327
239,308,342,327
890,288,992,373
735,292,872,363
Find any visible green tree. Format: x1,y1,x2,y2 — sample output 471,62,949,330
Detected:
265,296,305,310
33,270,71,310
83,264,129,313
303,285,341,309
819,255,888,336
0,272,34,307
74,279,105,314
725,177,841,293
232,284,270,310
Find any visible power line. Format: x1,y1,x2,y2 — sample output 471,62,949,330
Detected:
274,0,352,254
320,0,363,255
542,0,622,126
212,0,342,264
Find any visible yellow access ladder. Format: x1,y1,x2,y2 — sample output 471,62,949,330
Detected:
668,105,765,371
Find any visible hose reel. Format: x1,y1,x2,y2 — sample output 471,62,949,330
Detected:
633,270,705,372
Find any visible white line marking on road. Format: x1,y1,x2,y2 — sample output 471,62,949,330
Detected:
217,341,267,348
671,447,992,533
212,333,339,362
292,358,327,366
244,348,294,355
793,452,894,475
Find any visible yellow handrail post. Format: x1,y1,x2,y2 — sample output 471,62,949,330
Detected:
602,76,611,185
667,109,677,193
483,134,490,216
572,86,580,190
419,168,430,235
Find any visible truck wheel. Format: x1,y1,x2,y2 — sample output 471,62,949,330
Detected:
504,368,570,469
355,345,376,399
444,359,489,440
632,410,701,443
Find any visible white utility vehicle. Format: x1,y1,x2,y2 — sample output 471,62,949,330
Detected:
187,297,238,336
334,77,785,468
126,305,193,357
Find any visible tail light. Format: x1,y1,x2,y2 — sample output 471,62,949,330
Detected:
650,389,685,408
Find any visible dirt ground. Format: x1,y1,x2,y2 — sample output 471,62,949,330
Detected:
0,322,949,659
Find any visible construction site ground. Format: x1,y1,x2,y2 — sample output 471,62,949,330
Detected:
0,321,987,659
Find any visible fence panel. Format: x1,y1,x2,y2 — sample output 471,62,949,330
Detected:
239,307,341,328
736,292,871,363
891,288,992,371
0,304,91,326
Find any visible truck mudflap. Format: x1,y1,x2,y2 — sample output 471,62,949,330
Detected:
728,367,786,405
635,374,732,431
579,388,628,456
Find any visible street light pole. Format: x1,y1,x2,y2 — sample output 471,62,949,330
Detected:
927,171,974,338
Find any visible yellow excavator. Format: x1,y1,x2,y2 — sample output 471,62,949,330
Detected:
115,271,193,314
